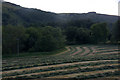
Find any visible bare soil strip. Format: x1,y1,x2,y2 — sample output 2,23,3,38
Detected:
55,46,71,56
71,47,82,56
47,69,118,78
80,47,90,56
2,60,118,74
4,64,119,78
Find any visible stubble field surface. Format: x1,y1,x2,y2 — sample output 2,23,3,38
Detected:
2,45,120,79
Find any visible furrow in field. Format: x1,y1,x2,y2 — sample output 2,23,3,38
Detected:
71,47,82,56
47,69,118,78
3,63,119,78
2,60,118,74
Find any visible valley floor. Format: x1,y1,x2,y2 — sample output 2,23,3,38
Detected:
2,45,120,80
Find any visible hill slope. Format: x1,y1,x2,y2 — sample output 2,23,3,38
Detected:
2,2,118,28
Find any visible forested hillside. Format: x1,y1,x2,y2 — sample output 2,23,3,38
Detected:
2,1,120,80
2,2,118,29
2,1,120,55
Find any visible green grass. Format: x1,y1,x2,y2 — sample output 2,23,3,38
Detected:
2,47,67,58
5,65,120,78
2,44,120,79
76,71,120,79
2,52,119,71
3,53,119,71
3,61,118,77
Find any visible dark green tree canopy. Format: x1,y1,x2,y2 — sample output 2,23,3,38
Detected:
90,23,109,43
111,19,120,42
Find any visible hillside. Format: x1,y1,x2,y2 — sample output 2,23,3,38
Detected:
2,2,118,29
2,2,120,79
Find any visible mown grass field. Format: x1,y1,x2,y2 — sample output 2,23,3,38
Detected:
2,45,120,80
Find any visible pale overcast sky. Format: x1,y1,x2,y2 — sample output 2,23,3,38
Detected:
4,0,119,15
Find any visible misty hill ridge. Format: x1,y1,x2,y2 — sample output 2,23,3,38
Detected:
2,2,118,28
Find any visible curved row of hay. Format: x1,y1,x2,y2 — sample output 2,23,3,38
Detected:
56,45,119,56
2,45,120,79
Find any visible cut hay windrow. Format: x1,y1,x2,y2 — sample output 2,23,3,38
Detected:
47,69,118,78
96,47,119,51
88,47,119,56
97,51,120,55
83,47,94,56
3,45,120,79
56,46,77,56
79,47,91,56
2,61,119,76
71,47,82,56
2,60,118,75
105,76,120,79
3,68,78,78
91,47,97,53
96,49,120,53
87,47,97,56
3,63,119,78
64,46,77,55
54,46,71,56
3,54,119,71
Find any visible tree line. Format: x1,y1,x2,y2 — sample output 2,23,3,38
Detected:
3,26,65,54
3,20,120,55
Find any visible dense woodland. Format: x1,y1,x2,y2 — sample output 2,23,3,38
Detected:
2,2,120,54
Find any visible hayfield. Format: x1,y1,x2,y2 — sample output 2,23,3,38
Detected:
2,45,120,79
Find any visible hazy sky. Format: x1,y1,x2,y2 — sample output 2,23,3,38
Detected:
4,0,119,15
